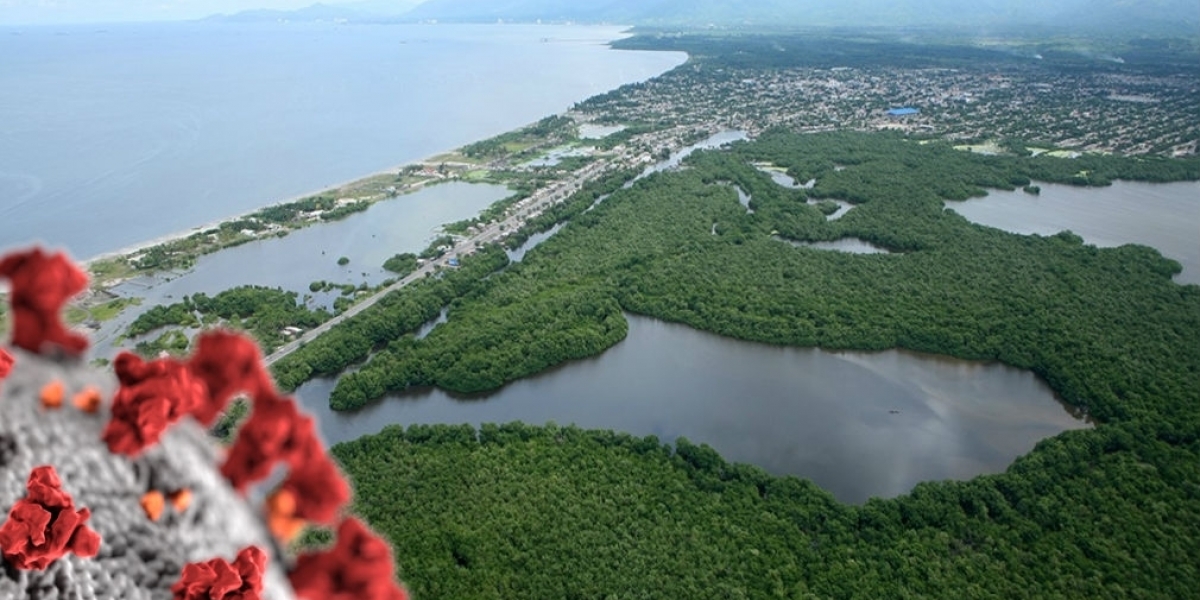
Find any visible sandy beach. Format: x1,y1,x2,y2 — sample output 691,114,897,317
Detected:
79,145,481,267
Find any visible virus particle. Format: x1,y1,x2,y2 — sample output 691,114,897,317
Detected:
171,488,194,513
141,490,166,522
0,465,101,571
189,330,273,426
172,546,267,600
39,380,64,409
289,518,409,600
2,246,410,599
220,391,323,492
0,247,89,356
72,386,103,413
265,490,306,543
104,352,206,456
0,348,13,381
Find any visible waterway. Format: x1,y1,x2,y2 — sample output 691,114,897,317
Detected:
295,314,1088,504
90,182,509,357
949,180,1200,284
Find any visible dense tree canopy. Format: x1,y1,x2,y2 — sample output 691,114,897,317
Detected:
335,419,1200,599
295,130,1199,597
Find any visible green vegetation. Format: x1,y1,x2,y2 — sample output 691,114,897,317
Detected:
336,418,1200,599
461,115,575,160
282,129,1200,596
382,253,419,275
322,130,1198,417
64,306,90,326
60,295,141,327
813,199,841,215
419,235,458,260
337,256,350,266
134,329,190,358
126,286,331,352
127,195,372,272
268,247,510,393
90,297,142,321
264,165,642,406
86,257,137,286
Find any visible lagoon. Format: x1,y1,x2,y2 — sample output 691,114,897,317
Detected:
296,314,1088,504
949,180,1200,284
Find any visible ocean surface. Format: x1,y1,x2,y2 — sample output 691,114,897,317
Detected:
0,22,685,258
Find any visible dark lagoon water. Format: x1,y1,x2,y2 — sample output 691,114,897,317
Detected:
0,22,685,258
296,315,1089,504
949,181,1200,284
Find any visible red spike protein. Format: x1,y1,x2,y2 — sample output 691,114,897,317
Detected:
0,246,410,599
0,247,90,355
0,466,101,571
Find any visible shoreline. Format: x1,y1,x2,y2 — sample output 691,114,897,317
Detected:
80,139,500,268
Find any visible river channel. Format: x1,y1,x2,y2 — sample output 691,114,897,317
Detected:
295,314,1088,504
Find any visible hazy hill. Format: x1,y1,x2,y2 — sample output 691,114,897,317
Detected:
401,0,1199,32
206,3,369,22
208,1,423,23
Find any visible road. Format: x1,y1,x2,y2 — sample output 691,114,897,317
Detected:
263,160,612,366
262,124,711,367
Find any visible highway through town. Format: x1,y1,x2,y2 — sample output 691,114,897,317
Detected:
263,124,721,367
263,160,612,366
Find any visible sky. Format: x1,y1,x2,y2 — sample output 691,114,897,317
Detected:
0,0,365,25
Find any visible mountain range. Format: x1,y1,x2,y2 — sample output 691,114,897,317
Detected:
210,0,1199,33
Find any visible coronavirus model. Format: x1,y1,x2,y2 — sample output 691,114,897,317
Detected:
0,246,409,599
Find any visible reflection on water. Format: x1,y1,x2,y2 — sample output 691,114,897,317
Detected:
950,180,1200,284
506,223,564,262
578,124,625,139
773,236,891,254
112,183,506,304
643,131,749,175
297,315,1087,503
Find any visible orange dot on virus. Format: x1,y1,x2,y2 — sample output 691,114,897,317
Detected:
141,490,165,522
40,380,64,409
170,488,193,513
268,514,307,544
267,488,297,518
266,488,305,542
72,386,103,413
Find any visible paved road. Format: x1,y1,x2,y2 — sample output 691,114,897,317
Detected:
263,160,611,367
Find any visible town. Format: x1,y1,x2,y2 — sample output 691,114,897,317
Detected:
17,37,1197,357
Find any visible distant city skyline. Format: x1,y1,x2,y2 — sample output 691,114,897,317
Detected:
0,0,368,25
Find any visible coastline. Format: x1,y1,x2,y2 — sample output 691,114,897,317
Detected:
78,141,496,268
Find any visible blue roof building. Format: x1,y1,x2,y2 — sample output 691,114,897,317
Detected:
887,107,920,117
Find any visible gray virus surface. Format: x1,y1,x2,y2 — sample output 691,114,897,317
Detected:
0,348,297,600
